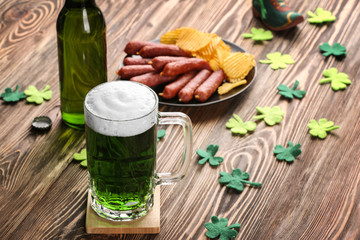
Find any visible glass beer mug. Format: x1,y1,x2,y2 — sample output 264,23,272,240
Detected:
84,81,192,221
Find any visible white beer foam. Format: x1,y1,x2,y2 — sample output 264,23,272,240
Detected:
85,81,158,137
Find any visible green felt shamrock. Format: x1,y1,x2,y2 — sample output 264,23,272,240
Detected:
219,168,262,192
226,114,256,135
319,42,347,57
307,8,336,24
157,129,166,141
197,144,223,167
307,118,339,139
253,106,284,126
24,85,52,104
0,85,26,102
242,27,273,41
273,141,302,162
204,216,241,240
319,68,351,91
277,80,306,99
73,148,87,167
259,52,295,70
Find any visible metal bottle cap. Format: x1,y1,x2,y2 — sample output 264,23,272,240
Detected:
32,116,52,131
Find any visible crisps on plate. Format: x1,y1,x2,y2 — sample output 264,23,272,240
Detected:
207,46,231,71
160,27,192,44
218,80,247,95
160,27,256,92
176,28,213,52
223,52,255,81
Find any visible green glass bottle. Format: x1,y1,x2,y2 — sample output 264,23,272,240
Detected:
57,0,107,129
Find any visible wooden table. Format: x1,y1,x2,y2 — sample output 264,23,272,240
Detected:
1,0,359,239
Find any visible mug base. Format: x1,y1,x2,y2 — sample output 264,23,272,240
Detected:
90,190,154,222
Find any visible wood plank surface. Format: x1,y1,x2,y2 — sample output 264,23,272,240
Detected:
0,0,359,239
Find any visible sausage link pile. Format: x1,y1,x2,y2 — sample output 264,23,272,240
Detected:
117,40,226,103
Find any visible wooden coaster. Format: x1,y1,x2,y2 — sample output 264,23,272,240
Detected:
86,187,160,234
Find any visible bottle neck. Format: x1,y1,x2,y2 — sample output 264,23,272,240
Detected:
64,0,97,8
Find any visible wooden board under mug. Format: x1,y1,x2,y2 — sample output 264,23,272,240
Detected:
86,187,160,234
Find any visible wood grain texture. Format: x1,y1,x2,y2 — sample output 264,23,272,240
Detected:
1,0,360,239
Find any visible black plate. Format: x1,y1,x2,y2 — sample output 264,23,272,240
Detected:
118,39,256,107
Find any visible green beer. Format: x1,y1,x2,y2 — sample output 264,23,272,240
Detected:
85,81,159,221
85,81,193,221
86,124,157,213
57,0,107,129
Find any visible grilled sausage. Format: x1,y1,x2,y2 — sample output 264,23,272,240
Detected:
161,58,211,77
151,56,190,71
159,71,197,99
130,72,177,87
117,65,155,79
123,57,152,65
139,44,192,58
124,41,157,55
194,69,225,102
178,69,212,103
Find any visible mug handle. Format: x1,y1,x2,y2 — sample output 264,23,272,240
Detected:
155,112,193,185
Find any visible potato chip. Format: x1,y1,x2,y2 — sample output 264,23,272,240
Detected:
228,77,248,83
196,34,221,57
218,80,247,95
217,39,232,53
223,52,255,80
208,58,221,71
176,28,212,52
215,47,231,68
160,27,194,44
198,40,231,71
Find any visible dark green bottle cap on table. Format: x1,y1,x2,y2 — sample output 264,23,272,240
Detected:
32,116,52,131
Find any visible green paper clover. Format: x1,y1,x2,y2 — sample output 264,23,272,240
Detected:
219,168,262,192
226,114,256,135
273,141,302,162
277,80,306,99
307,118,339,139
242,27,273,41
307,8,336,24
204,216,241,240
319,42,347,57
24,85,52,104
319,68,351,91
1,85,26,102
197,144,223,167
253,106,284,126
157,129,166,141
73,148,87,167
259,52,295,70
